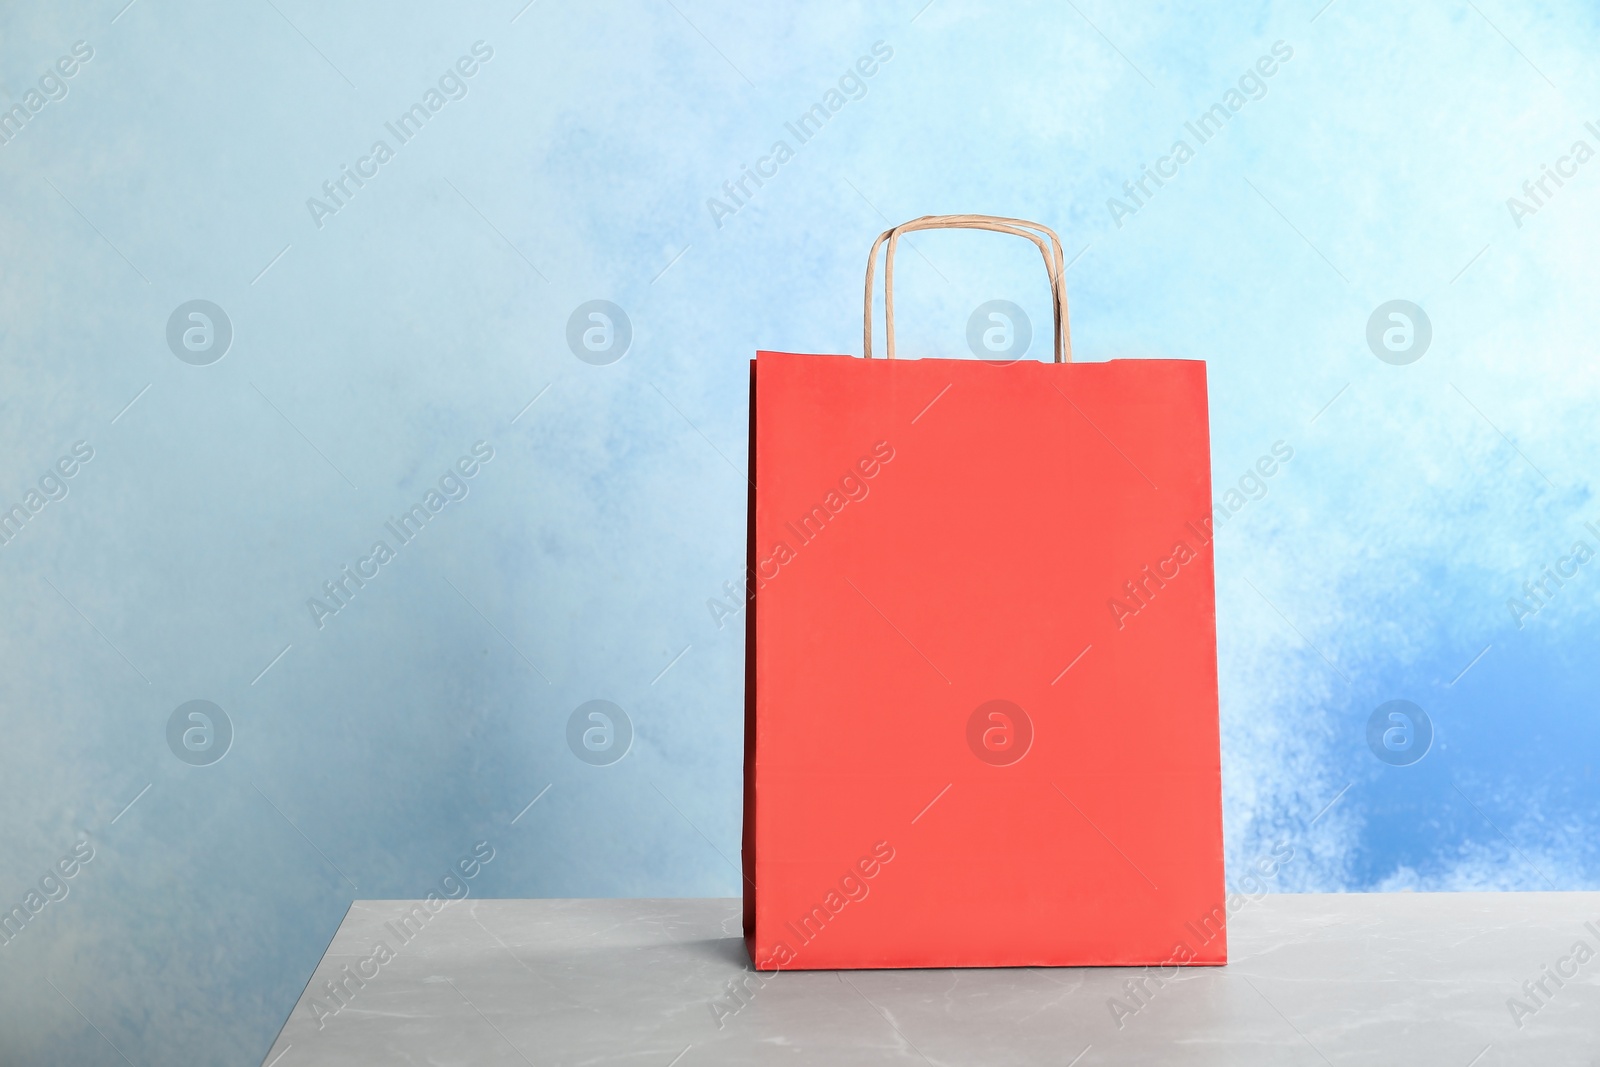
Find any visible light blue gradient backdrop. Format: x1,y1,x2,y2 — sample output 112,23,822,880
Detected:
3,0,1598,1062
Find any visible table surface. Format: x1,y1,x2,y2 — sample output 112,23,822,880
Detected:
261,893,1600,1065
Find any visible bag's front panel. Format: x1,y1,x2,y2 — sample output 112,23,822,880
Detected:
750,351,1223,969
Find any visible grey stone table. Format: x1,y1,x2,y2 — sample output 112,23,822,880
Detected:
261,894,1600,1065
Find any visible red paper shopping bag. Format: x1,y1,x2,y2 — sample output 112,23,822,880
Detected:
743,216,1225,970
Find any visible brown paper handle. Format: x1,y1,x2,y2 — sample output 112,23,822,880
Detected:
863,214,1072,362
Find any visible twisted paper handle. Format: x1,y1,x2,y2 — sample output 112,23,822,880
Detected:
863,214,1071,362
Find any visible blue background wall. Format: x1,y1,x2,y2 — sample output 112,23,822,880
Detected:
3,0,1598,1062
